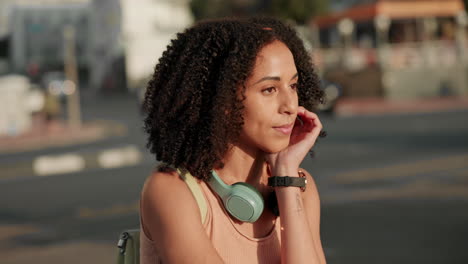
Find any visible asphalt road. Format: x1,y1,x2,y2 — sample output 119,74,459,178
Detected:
1,93,467,264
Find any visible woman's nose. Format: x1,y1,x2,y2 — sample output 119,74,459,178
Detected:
279,87,297,115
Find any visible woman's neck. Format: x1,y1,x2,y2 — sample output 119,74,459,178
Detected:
216,145,269,186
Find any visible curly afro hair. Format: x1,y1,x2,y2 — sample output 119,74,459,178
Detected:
142,16,323,181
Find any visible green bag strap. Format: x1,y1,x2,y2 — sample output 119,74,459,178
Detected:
175,167,208,224
117,229,140,264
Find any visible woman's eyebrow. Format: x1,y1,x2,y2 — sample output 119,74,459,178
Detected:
253,73,298,85
253,76,280,84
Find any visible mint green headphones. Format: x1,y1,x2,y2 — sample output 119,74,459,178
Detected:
208,170,264,223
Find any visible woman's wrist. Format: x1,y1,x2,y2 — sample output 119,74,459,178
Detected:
271,164,299,177
274,185,301,197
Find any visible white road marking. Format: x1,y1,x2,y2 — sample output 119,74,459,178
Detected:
332,154,468,183
97,145,142,169
29,145,144,177
33,154,85,176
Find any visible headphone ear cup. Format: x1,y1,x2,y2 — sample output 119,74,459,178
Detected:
225,182,264,223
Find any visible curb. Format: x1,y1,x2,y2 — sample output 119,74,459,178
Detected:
334,96,468,117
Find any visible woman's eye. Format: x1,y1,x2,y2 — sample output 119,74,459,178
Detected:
290,83,298,90
262,87,276,94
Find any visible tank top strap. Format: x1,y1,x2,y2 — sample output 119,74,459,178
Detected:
158,164,208,224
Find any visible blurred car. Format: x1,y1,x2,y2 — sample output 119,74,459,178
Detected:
317,79,342,113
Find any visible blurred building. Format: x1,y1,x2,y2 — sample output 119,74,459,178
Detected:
1,0,126,92
9,2,91,77
120,0,193,92
0,1,12,75
89,0,125,93
330,0,378,12
312,0,468,99
1,0,193,93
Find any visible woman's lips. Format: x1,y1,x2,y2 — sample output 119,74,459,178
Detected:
273,122,294,135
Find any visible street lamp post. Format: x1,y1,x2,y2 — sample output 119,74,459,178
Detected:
455,11,468,95
338,18,355,69
456,11,468,63
338,18,354,49
374,14,391,67
63,25,82,129
375,15,390,46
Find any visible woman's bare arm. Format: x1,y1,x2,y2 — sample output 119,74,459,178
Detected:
300,168,326,264
141,171,224,264
273,166,324,264
266,107,326,264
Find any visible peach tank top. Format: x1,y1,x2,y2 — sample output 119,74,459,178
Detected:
140,180,282,264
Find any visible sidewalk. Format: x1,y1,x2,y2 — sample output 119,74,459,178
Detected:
4,242,116,264
0,224,116,264
0,116,127,155
334,96,468,117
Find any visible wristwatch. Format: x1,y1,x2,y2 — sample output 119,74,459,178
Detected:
267,170,307,192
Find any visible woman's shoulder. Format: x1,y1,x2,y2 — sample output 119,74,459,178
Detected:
142,167,181,195
141,167,205,229
141,167,202,206
141,166,205,198
140,168,224,262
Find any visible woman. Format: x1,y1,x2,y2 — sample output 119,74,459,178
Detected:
140,16,326,264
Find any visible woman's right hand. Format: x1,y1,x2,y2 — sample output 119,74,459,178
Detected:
264,106,323,176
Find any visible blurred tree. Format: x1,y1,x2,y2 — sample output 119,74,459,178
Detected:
189,0,329,24
465,0,468,13
268,0,329,24
190,0,229,20
190,0,258,20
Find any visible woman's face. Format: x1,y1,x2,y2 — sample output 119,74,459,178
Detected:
238,40,299,154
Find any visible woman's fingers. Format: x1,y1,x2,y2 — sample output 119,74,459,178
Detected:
296,107,322,140
297,108,322,129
